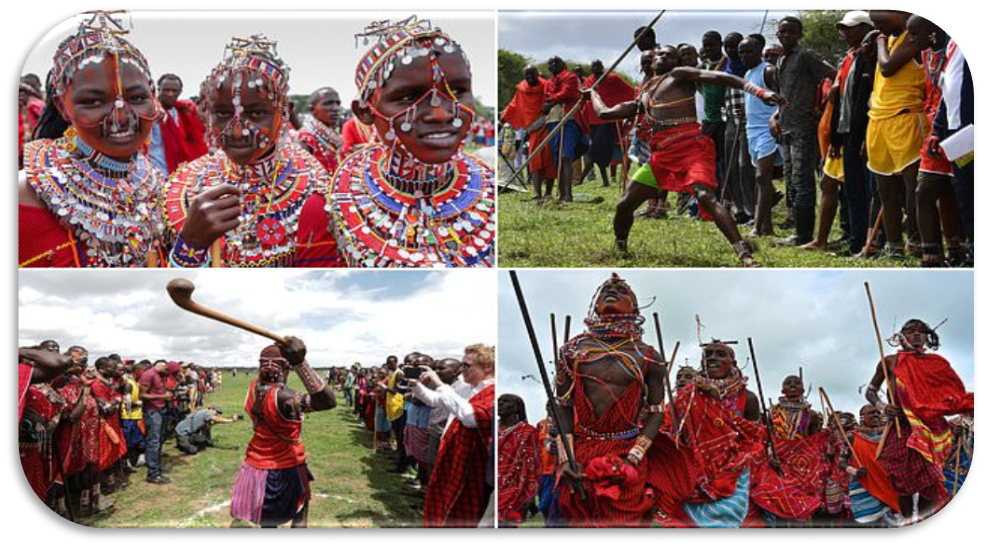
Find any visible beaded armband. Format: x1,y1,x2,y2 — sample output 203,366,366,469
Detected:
627,434,653,465
742,81,767,99
294,360,326,395
170,236,210,268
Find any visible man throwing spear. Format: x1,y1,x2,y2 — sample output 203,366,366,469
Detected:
585,46,786,266
865,319,973,525
230,337,336,528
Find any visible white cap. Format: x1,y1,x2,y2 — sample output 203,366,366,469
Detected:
837,11,875,28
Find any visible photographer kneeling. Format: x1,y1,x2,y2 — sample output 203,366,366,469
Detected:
175,405,240,455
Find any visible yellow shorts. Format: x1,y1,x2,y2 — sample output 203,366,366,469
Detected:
822,154,845,182
866,111,929,176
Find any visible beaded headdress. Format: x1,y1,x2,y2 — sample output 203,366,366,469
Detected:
353,16,475,175
700,339,737,361
206,34,291,152
51,11,153,97
51,11,157,136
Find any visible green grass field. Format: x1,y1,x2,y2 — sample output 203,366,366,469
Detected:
498,168,920,268
80,374,421,528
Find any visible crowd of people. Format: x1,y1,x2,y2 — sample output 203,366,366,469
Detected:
324,344,497,527
497,274,973,528
17,340,227,521
500,10,973,267
18,12,495,269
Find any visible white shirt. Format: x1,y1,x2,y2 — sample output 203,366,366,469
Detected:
940,42,966,130
412,376,493,430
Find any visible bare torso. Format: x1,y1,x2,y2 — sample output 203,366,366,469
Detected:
640,71,700,129
567,336,657,420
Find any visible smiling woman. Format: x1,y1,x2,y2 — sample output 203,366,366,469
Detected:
317,16,496,268
18,12,167,268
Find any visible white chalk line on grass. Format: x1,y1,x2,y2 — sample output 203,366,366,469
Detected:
179,493,362,527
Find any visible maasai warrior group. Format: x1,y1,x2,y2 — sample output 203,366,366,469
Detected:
19,12,494,269
498,274,973,528
328,345,497,527
18,341,226,521
499,10,973,267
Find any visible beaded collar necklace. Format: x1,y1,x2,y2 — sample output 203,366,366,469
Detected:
166,141,315,267
26,136,165,267
695,366,747,407
584,313,645,340
328,144,495,267
302,117,343,154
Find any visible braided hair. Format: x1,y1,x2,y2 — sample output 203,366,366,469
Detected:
31,70,70,141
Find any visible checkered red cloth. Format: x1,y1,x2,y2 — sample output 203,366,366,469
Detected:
18,363,32,422
751,431,831,520
497,422,541,525
424,384,494,527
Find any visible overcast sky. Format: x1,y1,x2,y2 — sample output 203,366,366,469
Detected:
499,269,973,424
19,270,495,369
499,10,794,69
21,11,495,108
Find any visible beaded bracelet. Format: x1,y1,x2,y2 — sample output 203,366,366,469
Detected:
170,235,210,268
742,81,767,99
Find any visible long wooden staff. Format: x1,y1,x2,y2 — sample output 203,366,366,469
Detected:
651,313,678,431
952,431,962,496
818,387,860,464
748,337,782,475
864,282,902,459
551,313,560,366
509,271,585,499
862,208,884,256
166,278,285,343
563,315,572,343
210,240,222,268
505,11,667,185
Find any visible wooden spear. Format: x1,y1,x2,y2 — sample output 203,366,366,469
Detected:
864,282,902,460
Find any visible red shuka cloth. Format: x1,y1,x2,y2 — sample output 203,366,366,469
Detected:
750,431,831,520
647,124,717,193
536,419,556,475
544,70,590,134
501,77,548,130
501,77,556,178
160,100,208,174
18,363,32,422
660,384,765,510
341,118,373,157
56,378,100,476
852,433,902,512
19,205,80,268
424,384,495,528
292,192,343,267
91,380,128,472
497,422,542,525
243,380,307,470
895,352,974,425
582,73,637,126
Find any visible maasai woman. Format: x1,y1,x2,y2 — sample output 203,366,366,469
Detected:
19,11,166,268
165,35,335,267
318,16,496,267
297,87,344,178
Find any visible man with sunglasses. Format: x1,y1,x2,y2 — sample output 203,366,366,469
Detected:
230,336,336,528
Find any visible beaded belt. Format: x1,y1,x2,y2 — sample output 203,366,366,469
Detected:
651,116,699,128
574,425,640,441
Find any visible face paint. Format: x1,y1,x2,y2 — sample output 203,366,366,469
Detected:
52,12,158,160
206,35,290,165
354,17,474,179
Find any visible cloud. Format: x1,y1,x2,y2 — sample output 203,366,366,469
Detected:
18,270,496,369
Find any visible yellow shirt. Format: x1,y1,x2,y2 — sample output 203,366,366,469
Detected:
385,373,404,421
120,377,143,421
869,32,926,120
